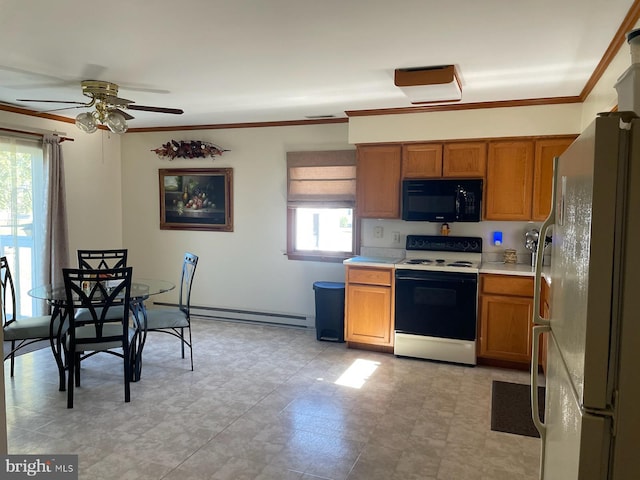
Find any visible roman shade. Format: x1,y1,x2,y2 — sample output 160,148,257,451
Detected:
287,150,356,208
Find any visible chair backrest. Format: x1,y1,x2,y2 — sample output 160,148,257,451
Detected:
178,252,199,315
0,256,16,328
63,267,133,348
77,249,128,270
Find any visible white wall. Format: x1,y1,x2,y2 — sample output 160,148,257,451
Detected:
348,103,583,144
121,124,350,325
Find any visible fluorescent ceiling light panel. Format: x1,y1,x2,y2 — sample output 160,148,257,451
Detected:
394,65,462,104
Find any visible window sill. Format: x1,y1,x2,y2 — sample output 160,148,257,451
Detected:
286,253,349,263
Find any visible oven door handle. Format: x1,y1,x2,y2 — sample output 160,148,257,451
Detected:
395,273,476,283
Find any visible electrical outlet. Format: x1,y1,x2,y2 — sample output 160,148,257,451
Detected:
374,226,384,238
393,231,401,244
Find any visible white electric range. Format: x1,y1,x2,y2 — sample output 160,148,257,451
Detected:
394,235,482,365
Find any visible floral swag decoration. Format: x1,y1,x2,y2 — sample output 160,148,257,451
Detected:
152,140,229,160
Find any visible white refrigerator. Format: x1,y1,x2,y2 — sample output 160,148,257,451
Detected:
530,112,640,479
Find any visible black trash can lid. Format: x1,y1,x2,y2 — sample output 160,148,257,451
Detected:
313,281,345,289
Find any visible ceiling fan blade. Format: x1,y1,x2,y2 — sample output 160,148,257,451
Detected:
120,85,170,94
42,105,92,113
0,65,71,89
7,81,75,90
0,99,23,108
16,98,89,105
127,104,184,115
113,108,135,120
103,94,133,106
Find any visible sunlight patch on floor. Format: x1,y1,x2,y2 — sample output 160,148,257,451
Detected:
335,358,380,389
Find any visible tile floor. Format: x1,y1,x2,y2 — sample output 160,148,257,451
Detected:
4,318,541,480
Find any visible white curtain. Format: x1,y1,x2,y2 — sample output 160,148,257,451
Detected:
42,135,69,290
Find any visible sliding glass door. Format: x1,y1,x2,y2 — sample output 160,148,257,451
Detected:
0,135,44,317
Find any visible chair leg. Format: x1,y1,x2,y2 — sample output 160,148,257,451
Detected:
187,325,193,371
51,309,67,391
74,353,81,387
124,347,131,403
130,331,142,382
67,352,75,409
52,334,66,391
10,340,15,377
180,327,185,359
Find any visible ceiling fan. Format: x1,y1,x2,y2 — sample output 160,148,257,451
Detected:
16,79,183,134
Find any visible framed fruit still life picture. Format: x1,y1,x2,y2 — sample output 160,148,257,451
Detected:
159,168,233,231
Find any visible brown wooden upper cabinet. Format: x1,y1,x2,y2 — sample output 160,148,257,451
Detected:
402,143,443,177
443,142,487,178
532,138,574,221
485,141,535,221
356,145,402,218
402,142,486,178
485,137,574,221
357,136,574,221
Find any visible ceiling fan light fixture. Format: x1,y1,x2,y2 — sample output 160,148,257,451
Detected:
75,112,98,133
18,80,182,134
105,111,128,134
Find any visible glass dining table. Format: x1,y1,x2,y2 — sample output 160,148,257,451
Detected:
28,278,175,391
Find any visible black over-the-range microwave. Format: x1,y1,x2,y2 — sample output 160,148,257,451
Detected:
401,178,483,222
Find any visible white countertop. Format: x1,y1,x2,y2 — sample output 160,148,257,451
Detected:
480,261,552,283
344,256,551,282
479,262,537,276
343,256,402,268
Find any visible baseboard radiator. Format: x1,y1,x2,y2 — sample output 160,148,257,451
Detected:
153,302,312,329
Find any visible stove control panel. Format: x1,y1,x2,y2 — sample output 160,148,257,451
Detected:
405,235,482,253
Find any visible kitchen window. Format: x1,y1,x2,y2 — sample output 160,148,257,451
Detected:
286,150,356,262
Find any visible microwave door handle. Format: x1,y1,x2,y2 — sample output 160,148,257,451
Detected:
455,188,463,219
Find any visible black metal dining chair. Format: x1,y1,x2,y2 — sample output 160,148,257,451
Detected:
144,252,198,370
77,249,128,270
75,248,133,334
62,266,134,408
76,248,145,382
1,256,60,377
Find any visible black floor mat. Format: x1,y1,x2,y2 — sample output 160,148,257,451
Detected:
491,380,545,438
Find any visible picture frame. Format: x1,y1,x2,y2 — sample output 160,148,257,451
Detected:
159,168,233,231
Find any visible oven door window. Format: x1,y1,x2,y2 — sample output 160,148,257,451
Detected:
395,272,477,341
413,285,457,307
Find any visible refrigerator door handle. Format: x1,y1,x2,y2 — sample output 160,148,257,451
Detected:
531,325,550,439
533,156,559,327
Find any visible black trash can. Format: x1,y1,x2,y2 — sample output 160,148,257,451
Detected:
312,281,345,342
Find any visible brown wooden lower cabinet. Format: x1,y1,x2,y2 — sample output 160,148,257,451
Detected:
344,265,394,348
478,274,534,367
